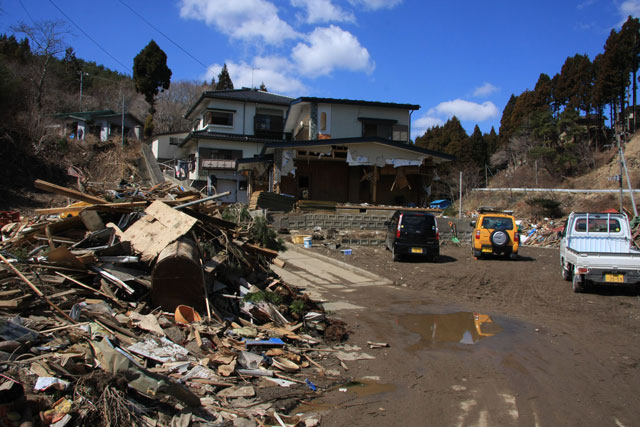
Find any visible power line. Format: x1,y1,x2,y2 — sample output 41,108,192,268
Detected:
116,0,210,71
17,0,36,25
47,0,130,74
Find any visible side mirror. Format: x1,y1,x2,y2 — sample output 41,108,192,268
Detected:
470,221,476,227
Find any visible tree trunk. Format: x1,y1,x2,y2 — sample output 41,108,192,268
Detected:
633,70,637,132
35,56,51,115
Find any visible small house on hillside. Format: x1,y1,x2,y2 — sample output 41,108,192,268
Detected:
49,110,142,142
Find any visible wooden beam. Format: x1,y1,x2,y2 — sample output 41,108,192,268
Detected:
0,253,76,324
34,179,108,205
35,201,148,215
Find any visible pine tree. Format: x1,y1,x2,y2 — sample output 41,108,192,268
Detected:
470,125,487,168
498,94,518,145
216,64,234,90
133,40,172,115
259,81,268,92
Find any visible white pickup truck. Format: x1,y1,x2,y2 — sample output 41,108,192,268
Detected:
560,212,640,292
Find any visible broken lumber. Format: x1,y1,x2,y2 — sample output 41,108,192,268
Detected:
34,179,108,205
0,253,76,324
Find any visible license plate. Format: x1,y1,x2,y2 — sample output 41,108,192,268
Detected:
481,247,493,253
605,274,624,283
411,247,423,254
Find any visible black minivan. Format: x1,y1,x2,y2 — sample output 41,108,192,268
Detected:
385,210,440,261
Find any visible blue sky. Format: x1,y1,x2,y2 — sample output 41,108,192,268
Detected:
2,0,639,138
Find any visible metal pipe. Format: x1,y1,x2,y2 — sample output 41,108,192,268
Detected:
173,191,230,209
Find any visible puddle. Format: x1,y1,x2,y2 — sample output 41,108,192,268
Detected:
290,379,396,415
398,312,503,350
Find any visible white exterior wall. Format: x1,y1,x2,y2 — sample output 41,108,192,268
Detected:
328,104,410,139
199,100,288,136
151,132,188,160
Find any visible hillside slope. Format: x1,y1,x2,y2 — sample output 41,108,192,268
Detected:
463,132,640,218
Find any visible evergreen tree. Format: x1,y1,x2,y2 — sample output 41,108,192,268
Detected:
602,28,630,124
259,81,268,92
557,54,594,115
216,64,234,90
498,94,518,145
533,73,553,110
133,40,172,115
620,16,640,127
485,127,499,156
469,125,488,168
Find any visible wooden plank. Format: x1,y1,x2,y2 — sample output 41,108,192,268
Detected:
35,201,148,215
0,253,76,324
34,179,108,205
121,201,198,262
243,242,279,258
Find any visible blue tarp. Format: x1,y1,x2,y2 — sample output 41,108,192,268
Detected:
429,199,452,209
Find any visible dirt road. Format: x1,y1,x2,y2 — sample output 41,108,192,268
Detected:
286,242,640,426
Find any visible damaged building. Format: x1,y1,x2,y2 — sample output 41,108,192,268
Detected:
240,97,455,206
150,91,454,207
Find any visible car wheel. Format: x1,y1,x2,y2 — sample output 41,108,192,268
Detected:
509,252,518,260
490,230,509,247
561,265,572,281
392,247,400,262
472,249,482,259
572,274,584,293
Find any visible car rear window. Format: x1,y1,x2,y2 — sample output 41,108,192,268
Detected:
574,218,621,233
400,214,435,231
481,216,513,230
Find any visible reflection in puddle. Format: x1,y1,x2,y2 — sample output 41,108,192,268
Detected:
399,312,502,350
290,379,396,415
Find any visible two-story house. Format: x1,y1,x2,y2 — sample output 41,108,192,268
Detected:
175,89,294,203
246,97,455,206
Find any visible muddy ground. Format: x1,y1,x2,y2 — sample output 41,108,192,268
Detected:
294,242,640,426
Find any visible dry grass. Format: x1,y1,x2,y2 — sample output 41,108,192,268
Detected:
463,133,640,218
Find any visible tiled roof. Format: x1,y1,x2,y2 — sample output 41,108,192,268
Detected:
180,130,285,147
292,97,420,110
185,89,294,119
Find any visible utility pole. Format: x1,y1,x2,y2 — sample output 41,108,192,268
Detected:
459,171,462,218
121,95,125,147
617,130,638,217
79,71,85,111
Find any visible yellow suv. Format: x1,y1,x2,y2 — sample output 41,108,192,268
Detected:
470,209,519,260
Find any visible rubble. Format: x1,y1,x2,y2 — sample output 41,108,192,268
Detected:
0,179,353,426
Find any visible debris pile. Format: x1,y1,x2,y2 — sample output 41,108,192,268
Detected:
0,180,351,426
519,219,563,248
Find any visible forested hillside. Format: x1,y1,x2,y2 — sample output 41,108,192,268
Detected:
416,16,640,200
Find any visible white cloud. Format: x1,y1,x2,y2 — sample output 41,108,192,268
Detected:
619,1,640,22
473,82,499,98
411,115,444,139
290,0,355,23
347,0,402,10
205,58,307,96
429,99,499,122
179,0,299,45
620,0,640,15
291,25,374,77
577,0,596,10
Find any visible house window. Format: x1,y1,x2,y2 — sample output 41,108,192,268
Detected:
363,122,392,139
393,125,408,141
207,111,233,126
320,112,327,131
169,137,182,146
